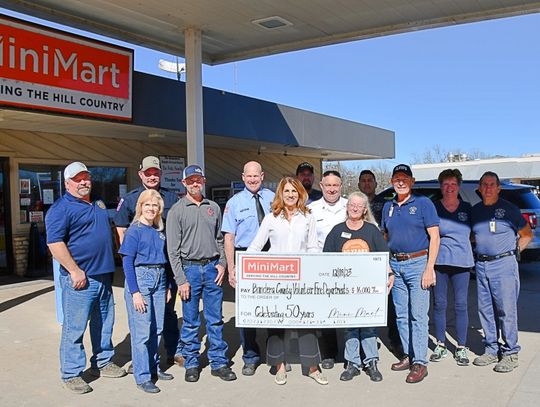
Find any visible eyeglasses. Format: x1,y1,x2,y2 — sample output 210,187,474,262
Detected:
70,173,91,183
347,203,365,209
184,176,204,185
392,178,410,184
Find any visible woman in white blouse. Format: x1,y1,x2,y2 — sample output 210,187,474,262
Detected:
248,176,326,385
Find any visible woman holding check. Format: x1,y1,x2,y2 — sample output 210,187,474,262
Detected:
323,191,392,383
248,176,325,385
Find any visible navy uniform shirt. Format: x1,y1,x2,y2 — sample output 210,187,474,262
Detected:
435,200,475,268
381,194,439,253
114,185,178,227
471,198,526,256
119,221,167,293
46,192,115,276
221,187,275,248
307,188,323,205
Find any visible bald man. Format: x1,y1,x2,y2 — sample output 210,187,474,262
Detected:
222,161,275,376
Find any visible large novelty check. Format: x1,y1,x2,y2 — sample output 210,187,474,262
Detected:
235,252,389,328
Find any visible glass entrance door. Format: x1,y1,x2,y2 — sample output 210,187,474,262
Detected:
0,158,11,274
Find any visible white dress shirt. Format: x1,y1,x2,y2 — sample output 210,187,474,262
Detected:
247,209,319,253
308,196,348,249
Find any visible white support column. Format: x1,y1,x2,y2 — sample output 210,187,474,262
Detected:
184,27,205,169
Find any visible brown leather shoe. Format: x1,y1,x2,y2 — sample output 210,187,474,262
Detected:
391,356,410,371
168,355,185,367
174,355,185,367
405,363,428,383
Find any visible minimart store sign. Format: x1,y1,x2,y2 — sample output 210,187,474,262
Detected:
0,15,132,121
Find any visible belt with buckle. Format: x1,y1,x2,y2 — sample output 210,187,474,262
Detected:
476,251,516,262
391,249,429,262
182,256,219,266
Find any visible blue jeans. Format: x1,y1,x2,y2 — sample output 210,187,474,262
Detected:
476,257,520,355
162,279,184,358
59,273,115,381
240,328,261,365
432,267,470,346
125,266,167,385
344,327,379,369
391,256,430,366
181,260,229,370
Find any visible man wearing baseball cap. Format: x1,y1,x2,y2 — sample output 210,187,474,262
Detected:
358,169,403,357
166,165,237,383
380,164,440,383
46,162,126,394
114,156,182,370
296,162,323,204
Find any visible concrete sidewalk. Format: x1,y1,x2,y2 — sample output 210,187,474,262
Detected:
1,263,539,407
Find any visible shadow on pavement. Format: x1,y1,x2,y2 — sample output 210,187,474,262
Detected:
0,285,55,313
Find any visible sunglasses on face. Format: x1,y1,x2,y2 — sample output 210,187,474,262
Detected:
70,172,91,182
184,176,204,185
143,169,161,177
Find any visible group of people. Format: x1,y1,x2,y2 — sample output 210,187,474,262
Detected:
44,156,532,394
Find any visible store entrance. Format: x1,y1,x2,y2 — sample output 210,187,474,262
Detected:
0,158,12,275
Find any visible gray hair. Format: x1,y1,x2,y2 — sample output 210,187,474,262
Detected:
346,191,376,224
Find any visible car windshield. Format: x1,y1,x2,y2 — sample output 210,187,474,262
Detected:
499,188,540,209
377,183,540,210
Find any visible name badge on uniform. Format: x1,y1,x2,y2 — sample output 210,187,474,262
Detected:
489,219,496,233
389,206,394,217
341,232,352,239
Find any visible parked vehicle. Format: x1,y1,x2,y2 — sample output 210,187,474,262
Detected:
376,180,540,261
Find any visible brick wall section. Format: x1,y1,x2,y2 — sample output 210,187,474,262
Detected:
13,236,29,276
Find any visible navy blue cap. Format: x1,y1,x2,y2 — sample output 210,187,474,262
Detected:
392,164,413,177
182,164,205,180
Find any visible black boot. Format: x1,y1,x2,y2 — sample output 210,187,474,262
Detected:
364,360,383,382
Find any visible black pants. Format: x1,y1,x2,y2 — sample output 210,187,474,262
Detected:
266,329,321,368
318,329,338,360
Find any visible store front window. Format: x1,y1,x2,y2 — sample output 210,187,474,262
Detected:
18,164,127,223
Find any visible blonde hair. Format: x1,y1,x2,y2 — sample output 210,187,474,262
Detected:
271,176,309,216
132,189,164,231
346,191,376,224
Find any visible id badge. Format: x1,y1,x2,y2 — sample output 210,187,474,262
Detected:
489,219,496,233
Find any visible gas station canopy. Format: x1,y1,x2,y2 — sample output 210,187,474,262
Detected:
1,0,539,64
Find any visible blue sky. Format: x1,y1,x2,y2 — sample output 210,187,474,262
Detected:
2,8,539,168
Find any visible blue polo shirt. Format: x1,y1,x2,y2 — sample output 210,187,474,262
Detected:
45,192,115,276
114,185,178,227
221,187,275,248
381,194,439,253
435,200,475,268
119,221,167,293
471,198,526,256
